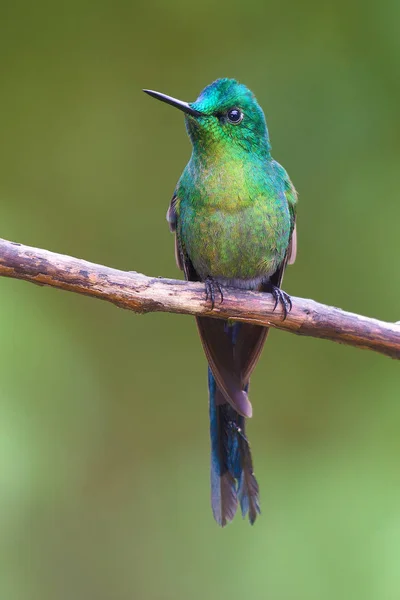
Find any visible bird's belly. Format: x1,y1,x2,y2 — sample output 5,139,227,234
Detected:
180,204,290,283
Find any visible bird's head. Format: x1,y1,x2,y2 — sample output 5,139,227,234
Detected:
144,78,270,157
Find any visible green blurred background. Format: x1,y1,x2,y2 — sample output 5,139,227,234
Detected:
0,1,399,599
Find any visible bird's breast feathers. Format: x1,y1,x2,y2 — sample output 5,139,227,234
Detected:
177,193,291,281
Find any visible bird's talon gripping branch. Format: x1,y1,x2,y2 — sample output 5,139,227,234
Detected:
270,285,292,320
205,277,224,309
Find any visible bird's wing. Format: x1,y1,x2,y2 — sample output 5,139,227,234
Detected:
285,179,297,266
167,193,200,280
282,161,298,263
166,195,186,273
166,194,179,233
270,160,298,286
288,223,297,265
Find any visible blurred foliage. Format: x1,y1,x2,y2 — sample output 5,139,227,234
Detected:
0,1,399,599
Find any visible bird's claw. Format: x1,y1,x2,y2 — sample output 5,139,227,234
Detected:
270,285,292,320
205,277,224,309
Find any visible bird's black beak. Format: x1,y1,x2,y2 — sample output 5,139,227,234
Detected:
143,89,203,117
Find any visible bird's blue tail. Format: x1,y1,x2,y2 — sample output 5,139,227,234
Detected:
196,316,265,525
208,366,260,526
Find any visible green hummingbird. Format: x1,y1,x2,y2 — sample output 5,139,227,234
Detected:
144,79,297,526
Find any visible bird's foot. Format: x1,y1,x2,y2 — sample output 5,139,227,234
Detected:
269,285,292,320
205,276,224,309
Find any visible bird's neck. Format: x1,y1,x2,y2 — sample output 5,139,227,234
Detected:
190,143,270,170
183,145,273,210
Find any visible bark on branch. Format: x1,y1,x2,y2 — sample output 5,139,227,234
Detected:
0,237,398,359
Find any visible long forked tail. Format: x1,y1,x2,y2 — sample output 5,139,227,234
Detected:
209,367,260,526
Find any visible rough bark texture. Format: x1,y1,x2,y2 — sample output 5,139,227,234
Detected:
0,238,399,359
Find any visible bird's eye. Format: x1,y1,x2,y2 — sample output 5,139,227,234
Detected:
227,108,243,124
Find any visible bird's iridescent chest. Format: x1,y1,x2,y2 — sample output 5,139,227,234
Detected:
177,159,291,282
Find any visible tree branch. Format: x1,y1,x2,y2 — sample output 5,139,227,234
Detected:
0,237,398,359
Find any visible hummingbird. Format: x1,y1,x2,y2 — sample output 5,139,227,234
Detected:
144,79,297,526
